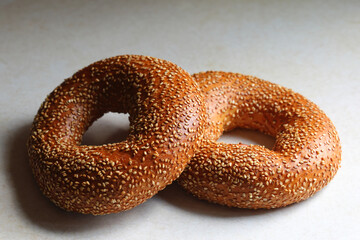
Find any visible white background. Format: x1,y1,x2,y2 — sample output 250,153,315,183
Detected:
1,0,359,239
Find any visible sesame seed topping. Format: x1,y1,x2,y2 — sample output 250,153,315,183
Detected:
28,55,206,215
178,71,341,209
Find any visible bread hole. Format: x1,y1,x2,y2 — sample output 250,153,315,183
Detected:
81,112,130,145
217,128,275,150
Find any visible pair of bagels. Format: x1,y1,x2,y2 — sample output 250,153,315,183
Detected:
28,55,341,214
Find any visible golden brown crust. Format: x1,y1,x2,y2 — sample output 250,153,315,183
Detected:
28,55,206,215
178,71,341,209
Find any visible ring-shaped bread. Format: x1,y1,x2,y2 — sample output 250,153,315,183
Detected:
178,71,341,209
28,55,205,214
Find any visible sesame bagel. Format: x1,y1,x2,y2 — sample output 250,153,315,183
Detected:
178,71,341,209
27,55,205,215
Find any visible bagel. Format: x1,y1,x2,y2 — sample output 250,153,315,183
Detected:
27,55,206,215
178,71,341,209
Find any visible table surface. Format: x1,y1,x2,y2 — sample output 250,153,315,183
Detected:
1,0,359,239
